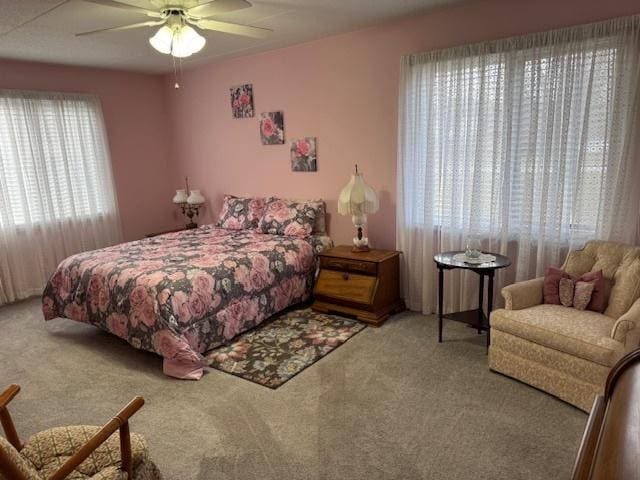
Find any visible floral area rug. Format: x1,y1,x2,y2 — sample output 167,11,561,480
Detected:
205,309,366,388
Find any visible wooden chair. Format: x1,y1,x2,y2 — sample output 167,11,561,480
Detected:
0,384,161,480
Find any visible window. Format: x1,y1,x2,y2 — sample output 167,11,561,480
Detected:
0,90,121,305
397,16,640,313
414,44,618,239
0,91,118,228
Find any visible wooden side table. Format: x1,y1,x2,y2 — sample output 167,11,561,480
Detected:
312,245,405,326
434,251,511,347
145,228,186,238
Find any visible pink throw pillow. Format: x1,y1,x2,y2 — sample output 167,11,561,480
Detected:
578,270,606,313
544,267,572,304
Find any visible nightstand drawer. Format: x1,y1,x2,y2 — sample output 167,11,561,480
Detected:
314,270,376,305
320,256,377,275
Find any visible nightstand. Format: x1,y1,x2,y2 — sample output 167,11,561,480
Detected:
145,227,187,238
312,245,405,326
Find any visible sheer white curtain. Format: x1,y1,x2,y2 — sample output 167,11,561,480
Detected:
0,90,122,305
397,16,640,314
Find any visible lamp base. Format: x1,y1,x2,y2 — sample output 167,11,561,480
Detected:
352,226,370,252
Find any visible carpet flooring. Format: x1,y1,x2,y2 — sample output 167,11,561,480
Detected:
0,298,586,480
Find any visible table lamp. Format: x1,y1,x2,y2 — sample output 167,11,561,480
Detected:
172,177,205,229
338,165,379,252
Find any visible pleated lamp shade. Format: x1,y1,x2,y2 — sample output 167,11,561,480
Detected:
338,172,379,215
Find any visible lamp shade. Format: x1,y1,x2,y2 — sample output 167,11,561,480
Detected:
149,25,206,58
149,26,173,55
172,189,188,204
338,172,379,216
172,25,206,58
187,189,205,205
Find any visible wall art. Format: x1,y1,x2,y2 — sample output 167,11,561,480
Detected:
291,137,317,172
260,111,285,145
230,84,254,118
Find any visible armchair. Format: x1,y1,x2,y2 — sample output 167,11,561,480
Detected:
0,384,161,480
489,240,640,412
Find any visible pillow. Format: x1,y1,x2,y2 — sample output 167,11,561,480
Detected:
312,201,327,234
558,278,595,310
216,195,267,230
279,198,327,234
579,270,606,313
545,267,606,313
559,278,575,307
544,267,572,304
574,281,595,310
258,199,318,237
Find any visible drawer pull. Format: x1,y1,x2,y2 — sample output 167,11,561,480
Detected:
342,272,349,281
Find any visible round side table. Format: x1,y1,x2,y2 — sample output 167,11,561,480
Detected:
433,251,511,348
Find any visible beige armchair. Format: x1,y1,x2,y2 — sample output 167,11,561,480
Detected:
489,240,640,412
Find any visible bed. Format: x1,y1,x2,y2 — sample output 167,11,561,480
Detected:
42,224,331,379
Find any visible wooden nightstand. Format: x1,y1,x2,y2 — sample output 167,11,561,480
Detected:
145,227,187,238
312,245,405,326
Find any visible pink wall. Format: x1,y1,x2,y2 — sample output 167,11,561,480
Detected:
3,0,638,246
0,59,175,241
165,0,640,249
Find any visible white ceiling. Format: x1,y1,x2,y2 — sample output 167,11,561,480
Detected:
0,0,463,74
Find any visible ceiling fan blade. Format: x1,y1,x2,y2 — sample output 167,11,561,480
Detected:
195,19,271,38
187,0,251,18
81,0,162,17
76,19,165,36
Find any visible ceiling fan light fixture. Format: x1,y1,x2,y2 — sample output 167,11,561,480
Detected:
171,25,206,58
149,23,206,58
149,25,173,54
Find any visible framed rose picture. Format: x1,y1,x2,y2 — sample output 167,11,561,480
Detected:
290,137,317,172
259,111,284,145
230,84,254,118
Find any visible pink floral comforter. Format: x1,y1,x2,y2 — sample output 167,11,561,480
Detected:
42,226,328,379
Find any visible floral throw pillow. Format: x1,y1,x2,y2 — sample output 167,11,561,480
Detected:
216,195,267,230
558,278,595,310
258,199,317,237
544,266,606,313
559,278,575,307
574,281,595,310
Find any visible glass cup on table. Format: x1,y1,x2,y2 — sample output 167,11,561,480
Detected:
465,234,481,259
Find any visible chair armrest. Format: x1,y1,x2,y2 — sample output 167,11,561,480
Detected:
0,385,22,451
0,385,20,410
610,298,640,347
501,277,545,310
49,396,145,480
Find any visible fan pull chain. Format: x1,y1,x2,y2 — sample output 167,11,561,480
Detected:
172,53,180,89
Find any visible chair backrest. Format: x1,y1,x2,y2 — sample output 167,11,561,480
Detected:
563,240,640,319
0,436,41,480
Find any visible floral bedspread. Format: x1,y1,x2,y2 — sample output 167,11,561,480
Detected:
42,226,330,379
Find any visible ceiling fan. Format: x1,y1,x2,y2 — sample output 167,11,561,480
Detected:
76,0,272,58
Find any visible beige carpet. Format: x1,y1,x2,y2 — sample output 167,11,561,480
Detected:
0,298,586,480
